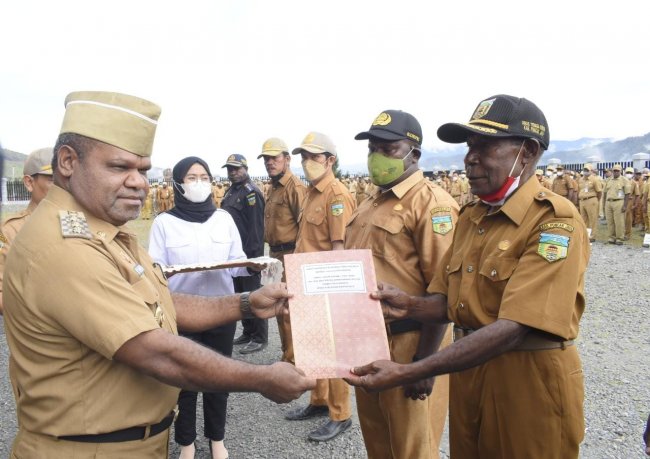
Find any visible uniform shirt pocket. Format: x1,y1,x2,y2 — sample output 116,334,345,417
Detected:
371,217,405,260
478,256,518,316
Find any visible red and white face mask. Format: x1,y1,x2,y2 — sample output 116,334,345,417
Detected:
477,140,526,206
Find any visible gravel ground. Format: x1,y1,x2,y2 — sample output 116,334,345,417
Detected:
0,240,648,458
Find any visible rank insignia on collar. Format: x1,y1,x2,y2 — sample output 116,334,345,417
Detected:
59,210,92,239
0,232,7,248
331,202,344,216
537,232,569,262
431,215,453,235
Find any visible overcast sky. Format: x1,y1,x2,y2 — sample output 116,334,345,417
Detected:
1,0,649,176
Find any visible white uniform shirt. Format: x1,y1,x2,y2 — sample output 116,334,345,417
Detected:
148,210,249,296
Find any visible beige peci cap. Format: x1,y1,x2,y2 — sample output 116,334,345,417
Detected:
258,137,288,159
624,166,634,173
60,91,161,157
535,169,543,175
23,147,54,176
292,132,337,156
612,164,622,171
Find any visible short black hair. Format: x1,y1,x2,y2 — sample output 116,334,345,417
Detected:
52,133,94,171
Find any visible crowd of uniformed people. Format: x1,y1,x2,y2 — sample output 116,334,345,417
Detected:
1,90,649,458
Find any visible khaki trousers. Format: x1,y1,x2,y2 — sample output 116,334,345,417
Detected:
270,249,295,364
625,203,634,238
579,196,599,239
356,327,451,459
450,346,584,459
310,378,351,421
11,428,169,459
605,199,625,241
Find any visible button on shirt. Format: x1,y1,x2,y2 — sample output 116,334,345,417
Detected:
427,176,589,340
3,185,179,436
148,210,249,296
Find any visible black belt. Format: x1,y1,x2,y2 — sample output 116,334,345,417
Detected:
387,319,422,335
59,412,175,443
579,196,596,200
607,198,623,201
269,241,296,252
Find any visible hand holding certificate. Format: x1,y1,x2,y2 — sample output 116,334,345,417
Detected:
284,249,390,379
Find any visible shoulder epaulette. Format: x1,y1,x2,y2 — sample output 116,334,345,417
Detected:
534,190,574,218
59,210,93,239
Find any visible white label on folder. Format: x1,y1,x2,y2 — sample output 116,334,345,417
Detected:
302,261,367,294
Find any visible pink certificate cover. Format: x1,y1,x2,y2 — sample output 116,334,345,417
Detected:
285,249,390,379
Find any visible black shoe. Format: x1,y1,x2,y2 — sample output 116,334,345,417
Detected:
308,419,352,442
233,334,251,345
607,239,616,244
616,240,624,245
285,404,329,421
238,341,267,354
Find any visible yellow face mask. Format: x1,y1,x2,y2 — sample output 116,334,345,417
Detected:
302,158,328,182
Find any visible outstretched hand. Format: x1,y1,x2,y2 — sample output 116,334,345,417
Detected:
343,360,407,393
261,362,316,403
371,282,413,321
249,283,291,319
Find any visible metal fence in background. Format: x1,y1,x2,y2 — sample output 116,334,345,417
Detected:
4,160,650,203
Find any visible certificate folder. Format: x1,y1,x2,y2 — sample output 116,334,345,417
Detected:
285,249,390,379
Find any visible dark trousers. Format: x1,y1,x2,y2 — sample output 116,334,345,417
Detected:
233,274,268,343
174,322,237,445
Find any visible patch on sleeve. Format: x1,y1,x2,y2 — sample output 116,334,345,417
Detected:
431,215,453,235
331,199,344,216
537,232,569,262
246,192,256,206
430,208,453,235
539,222,574,232
59,211,93,239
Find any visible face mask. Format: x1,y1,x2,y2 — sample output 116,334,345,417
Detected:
367,148,413,186
580,171,586,176
182,181,212,203
625,173,633,179
477,141,525,206
452,176,458,182
460,173,466,178
557,171,564,177
545,171,552,177
302,158,328,182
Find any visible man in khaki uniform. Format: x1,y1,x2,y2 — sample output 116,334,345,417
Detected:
257,137,306,363
157,181,173,211
603,164,631,244
0,147,54,314
578,163,603,242
346,110,457,459
448,171,464,205
347,95,588,458
2,91,314,458
459,170,471,204
212,181,225,208
624,166,640,239
552,165,576,203
284,132,356,442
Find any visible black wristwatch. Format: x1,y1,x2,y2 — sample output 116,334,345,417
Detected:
239,292,254,318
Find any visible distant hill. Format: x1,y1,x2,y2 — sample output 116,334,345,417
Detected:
2,148,28,178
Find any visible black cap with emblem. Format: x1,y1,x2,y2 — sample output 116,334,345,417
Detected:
355,110,423,146
437,95,550,149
